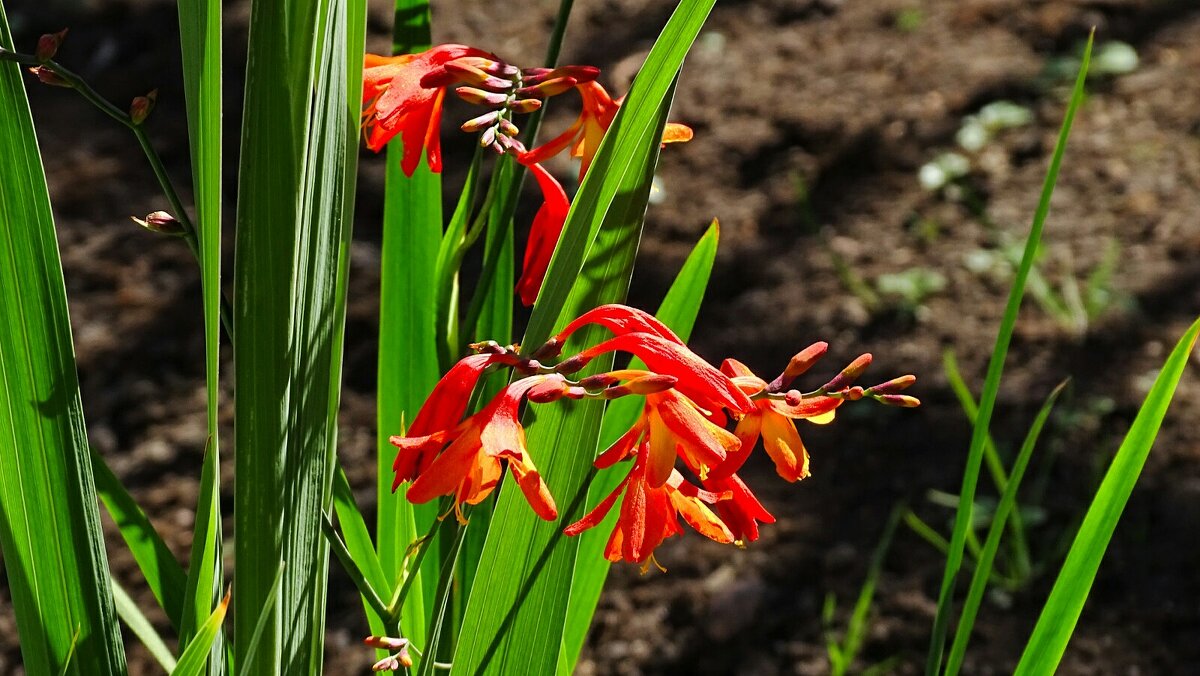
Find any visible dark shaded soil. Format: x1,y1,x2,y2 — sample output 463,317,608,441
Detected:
3,0,1200,674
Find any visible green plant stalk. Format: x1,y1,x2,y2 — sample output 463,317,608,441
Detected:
945,381,1065,676
834,505,903,675
924,33,1092,676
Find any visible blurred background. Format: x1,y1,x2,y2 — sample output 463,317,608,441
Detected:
4,0,1200,673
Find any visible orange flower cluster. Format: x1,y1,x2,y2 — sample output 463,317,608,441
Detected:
390,305,919,568
362,45,693,308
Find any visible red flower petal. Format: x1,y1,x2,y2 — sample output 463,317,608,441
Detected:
515,162,570,306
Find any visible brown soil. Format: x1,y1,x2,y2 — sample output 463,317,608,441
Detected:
3,0,1199,674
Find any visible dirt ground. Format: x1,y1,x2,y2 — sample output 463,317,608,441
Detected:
3,0,1200,673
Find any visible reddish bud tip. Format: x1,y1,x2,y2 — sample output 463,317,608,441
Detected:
460,110,500,133
784,389,803,406
844,386,865,401
130,210,185,236
530,338,562,361
36,28,68,62
455,86,508,106
578,373,621,390
129,89,157,125
821,353,872,393
28,65,70,88
867,374,916,395
363,636,409,651
878,394,921,408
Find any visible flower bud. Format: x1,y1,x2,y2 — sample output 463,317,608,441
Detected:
498,118,520,137
363,636,409,651
820,353,872,393
784,389,804,406
515,76,578,98
521,65,599,86
28,66,70,88
866,374,916,395
877,394,921,408
553,354,589,375
469,340,504,354
529,338,562,361
131,210,186,236
623,373,678,395
460,110,501,133
455,86,508,106
36,28,68,62
843,386,865,401
443,61,515,91
507,98,542,114
768,341,828,392
578,372,621,390
130,89,157,125
479,126,497,147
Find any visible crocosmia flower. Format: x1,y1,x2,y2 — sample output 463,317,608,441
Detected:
713,358,841,481
362,44,492,176
564,441,733,568
515,162,570,306
390,375,561,522
703,474,775,544
521,81,694,182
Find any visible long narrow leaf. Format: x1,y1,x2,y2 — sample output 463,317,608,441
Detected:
925,34,1093,675
0,6,126,672
173,589,231,676
376,0,441,649
558,220,720,673
175,0,224,666
92,450,186,628
1015,318,1199,673
454,3,715,662
111,577,178,672
945,382,1066,675
232,0,366,670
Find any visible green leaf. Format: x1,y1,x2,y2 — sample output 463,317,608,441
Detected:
558,220,720,674
925,33,1093,676
173,589,231,676
332,466,391,609
1016,318,1199,674
945,381,1065,676
238,563,285,676
92,450,186,628
0,6,126,673
111,576,178,673
231,0,366,670
178,441,224,669
323,511,391,625
453,4,715,670
376,0,441,649
175,0,224,667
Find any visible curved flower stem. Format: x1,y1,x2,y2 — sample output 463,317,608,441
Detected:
2,49,235,339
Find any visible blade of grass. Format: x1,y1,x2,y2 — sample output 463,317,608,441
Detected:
178,439,223,670
0,6,127,672
111,577,178,673
1015,317,1199,673
323,512,392,625
172,589,231,676
237,563,285,676
942,349,1032,581
945,381,1066,676
376,0,441,650
924,32,1093,676
232,0,366,670
332,466,391,606
92,450,186,628
558,221,720,674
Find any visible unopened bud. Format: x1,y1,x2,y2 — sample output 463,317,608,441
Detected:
508,98,542,114
371,649,413,671
624,374,678,395
565,385,588,399
498,118,520,137
515,76,578,98
768,341,828,392
843,386,865,401
129,89,157,125
784,389,804,406
530,338,562,361
363,636,409,651
469,340,503,354
36,28,68,62
553,354,588,375
460,110,500,133
455,86,508,106
820,353,872,393
131,210,186,236
526,381,567,403
522,65,599,86
877,394,921,408
443,61,515,91
480,126,497,147
578,373,621,390
867,374,916,395
28,66,70,88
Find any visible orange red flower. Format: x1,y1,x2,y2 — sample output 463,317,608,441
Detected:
564,440,733,567
515,162,570,306
390,374,560,523
521,81,694,182
362,44,492,176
